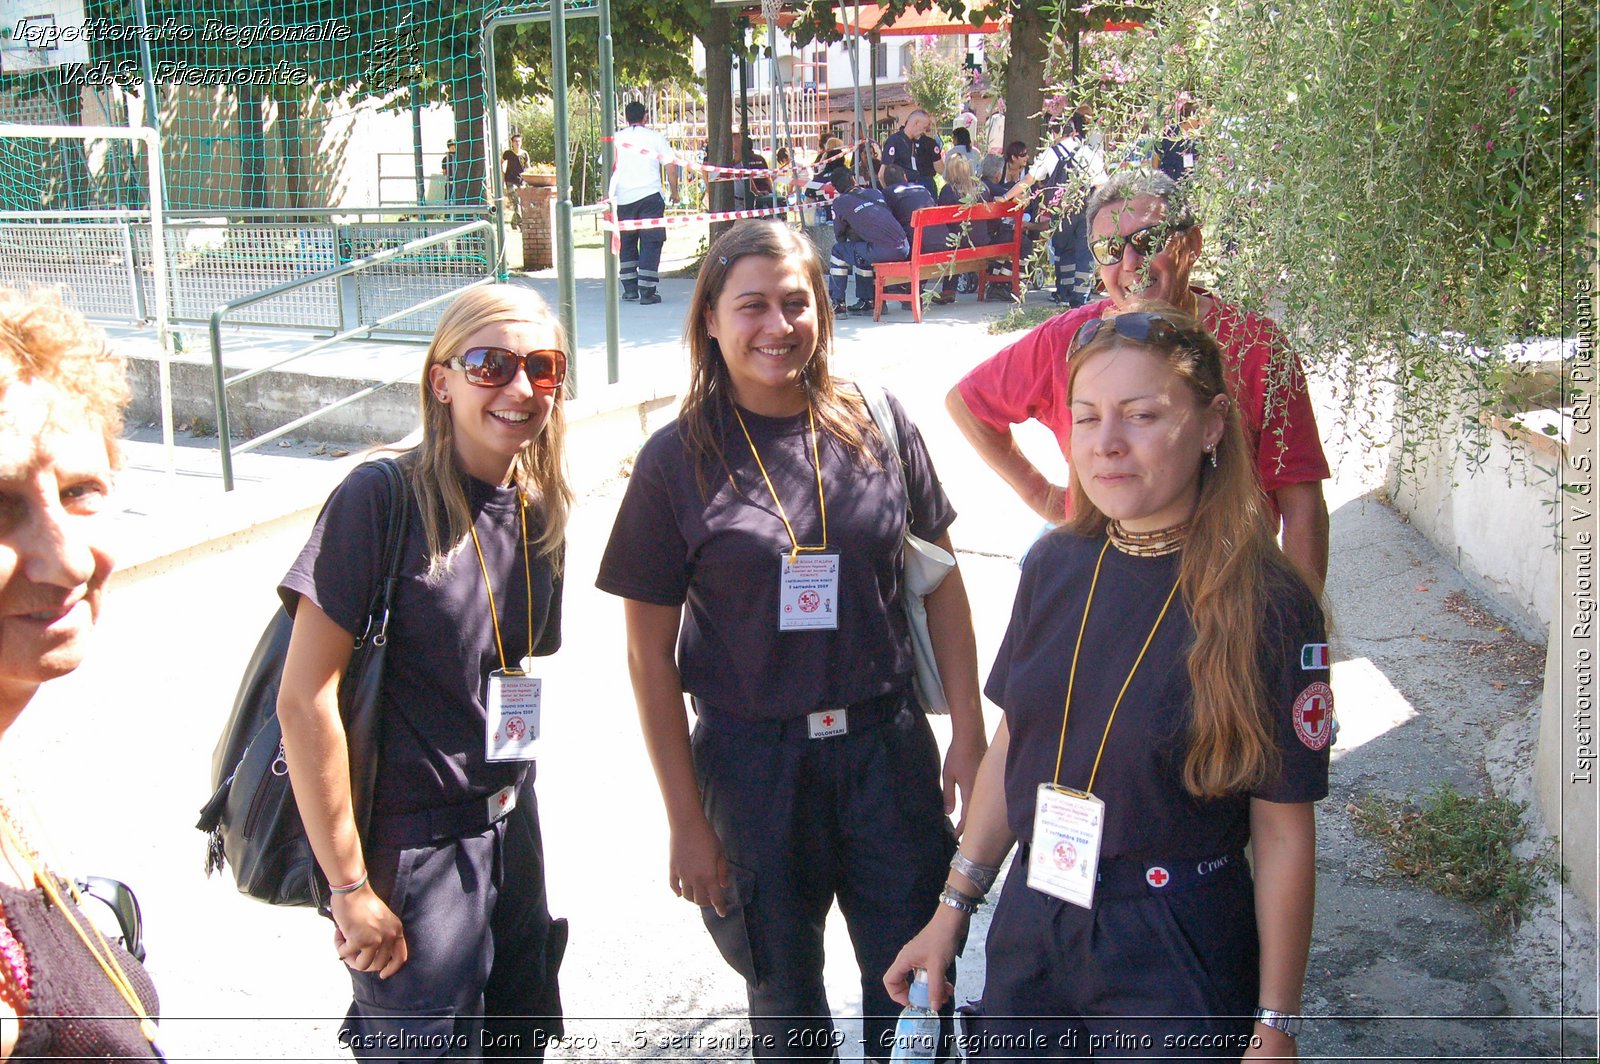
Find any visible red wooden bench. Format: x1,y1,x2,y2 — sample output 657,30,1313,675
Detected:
872,199,1025,322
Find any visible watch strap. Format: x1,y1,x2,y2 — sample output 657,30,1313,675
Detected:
1253,1008,1303,1038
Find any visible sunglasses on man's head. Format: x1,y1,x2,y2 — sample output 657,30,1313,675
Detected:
1070,311,1206,354
1089,222,1189,267
448,347,567,389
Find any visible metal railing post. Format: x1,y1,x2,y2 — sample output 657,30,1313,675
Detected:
208,219,493,491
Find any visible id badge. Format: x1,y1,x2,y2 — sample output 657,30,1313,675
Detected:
485,669,541,762
778,550,840,632
1027,784,1105,908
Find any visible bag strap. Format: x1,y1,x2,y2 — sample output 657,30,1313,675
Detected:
353,457,411,652
858,381,904,485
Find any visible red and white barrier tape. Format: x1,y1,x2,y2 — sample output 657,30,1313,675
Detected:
602,198,823,232
605,137,877,183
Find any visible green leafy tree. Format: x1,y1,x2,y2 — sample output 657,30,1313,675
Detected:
903,38,965,129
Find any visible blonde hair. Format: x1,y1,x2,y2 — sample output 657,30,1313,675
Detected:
943,152,981,201
1065,301,1313,799
0,287,128,465
679,220,881,497
412,284,573,578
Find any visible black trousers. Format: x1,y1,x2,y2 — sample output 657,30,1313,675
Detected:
692,692,958,1062
962,847,1259,1061
618,192,667,293
339,779,567,1062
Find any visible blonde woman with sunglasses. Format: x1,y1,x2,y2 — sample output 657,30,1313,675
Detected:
277,284,572,1060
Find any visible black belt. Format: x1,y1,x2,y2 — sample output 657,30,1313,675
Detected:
1017,843,1248,900
367,775,526,847
693,688,910,743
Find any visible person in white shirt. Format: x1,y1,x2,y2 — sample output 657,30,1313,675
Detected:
982,97,1007,157
610,101,682,306
1003,111,1107,305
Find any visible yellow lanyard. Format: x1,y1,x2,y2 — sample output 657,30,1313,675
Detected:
0,816,162,1055
732,403,829,562
467,490,535,673
1052,538,1181,796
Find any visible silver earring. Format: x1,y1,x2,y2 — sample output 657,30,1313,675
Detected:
437,392,451,404
1206,445,1218,468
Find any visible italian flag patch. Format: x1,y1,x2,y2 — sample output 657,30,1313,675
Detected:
1300,643,1329,670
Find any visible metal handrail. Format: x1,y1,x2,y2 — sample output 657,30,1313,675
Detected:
209,219,493,490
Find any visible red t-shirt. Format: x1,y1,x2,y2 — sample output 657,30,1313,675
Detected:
956,290,1330,501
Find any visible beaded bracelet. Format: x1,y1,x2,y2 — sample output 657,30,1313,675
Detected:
939,885,982,915
329,870,370,895
949,850,1001,895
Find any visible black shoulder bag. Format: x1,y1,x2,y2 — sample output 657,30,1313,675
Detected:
196,458,409,910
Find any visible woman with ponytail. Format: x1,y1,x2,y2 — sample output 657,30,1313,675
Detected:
886,301,1330,1061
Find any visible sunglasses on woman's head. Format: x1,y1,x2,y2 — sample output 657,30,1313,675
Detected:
448,347,567,389
1089,222,1189,266
1070,311,1206,354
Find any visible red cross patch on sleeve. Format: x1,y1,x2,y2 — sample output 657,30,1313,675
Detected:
1292,682,1334,751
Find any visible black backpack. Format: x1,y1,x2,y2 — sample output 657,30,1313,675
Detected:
196,458,409,910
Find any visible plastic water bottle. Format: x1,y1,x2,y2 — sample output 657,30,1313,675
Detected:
889,967,939,1063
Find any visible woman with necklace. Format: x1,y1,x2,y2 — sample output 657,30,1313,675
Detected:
278,284,571,1059
598,220,987,1061
886,303,1330,1060
0,288,161,1060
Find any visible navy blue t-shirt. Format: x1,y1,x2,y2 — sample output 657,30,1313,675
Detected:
987,531,1330,860
596,389,955,719
280,460,563,815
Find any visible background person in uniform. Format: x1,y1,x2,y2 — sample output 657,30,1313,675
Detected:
1003,111,1107,307
882,164,953,306
1158,101,1202,182
825,170,910,314
946,170,1331,591
278,285,572,1060
441,139,457,202
610,101,681,306
0,288,162,1061
502,132,528,227
598,220,986,1063
888,304,1328,1061
741,135,778,212
880,109,943,197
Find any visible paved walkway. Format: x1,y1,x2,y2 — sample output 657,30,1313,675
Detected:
16,257,1594,1061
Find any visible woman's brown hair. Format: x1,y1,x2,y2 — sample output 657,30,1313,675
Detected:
412,284,573,578
1065,301,1313,799
679,220,881,497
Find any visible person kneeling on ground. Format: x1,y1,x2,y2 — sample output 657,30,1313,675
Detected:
825,170,910,316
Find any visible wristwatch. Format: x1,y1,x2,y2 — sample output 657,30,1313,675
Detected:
1253,1008,1303,1038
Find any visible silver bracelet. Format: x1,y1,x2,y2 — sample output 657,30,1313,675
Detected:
949,850,1000,895
939,885,981,915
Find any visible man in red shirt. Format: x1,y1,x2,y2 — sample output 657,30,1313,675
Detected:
948,169,1331,589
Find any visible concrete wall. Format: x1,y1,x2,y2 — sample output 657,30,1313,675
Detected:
1386,357,1594,920
1387,414,1562,640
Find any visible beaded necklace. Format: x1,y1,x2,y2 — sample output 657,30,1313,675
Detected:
1107,519,1190,558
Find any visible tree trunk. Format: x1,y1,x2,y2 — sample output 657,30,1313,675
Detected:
702,6,737,245
453,55,489,208
279,93,308,218
53,83,93,210
236,83,269,209
1004,0,1047,151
